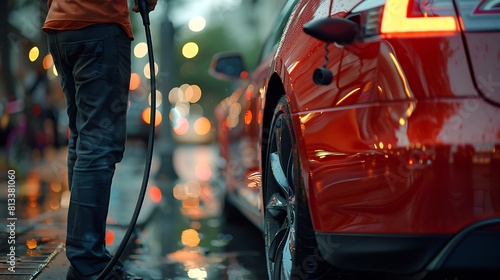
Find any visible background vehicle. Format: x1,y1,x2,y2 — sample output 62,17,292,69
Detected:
210,0,500,279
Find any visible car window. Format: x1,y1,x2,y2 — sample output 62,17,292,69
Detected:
257,0,300,64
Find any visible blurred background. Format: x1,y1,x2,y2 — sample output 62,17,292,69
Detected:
0,0,285,160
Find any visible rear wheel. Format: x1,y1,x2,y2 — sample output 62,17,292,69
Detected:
263,96,330,279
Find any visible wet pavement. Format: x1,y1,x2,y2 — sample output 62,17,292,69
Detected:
0,141,267,280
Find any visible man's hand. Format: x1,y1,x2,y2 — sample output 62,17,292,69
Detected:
133,0,158,13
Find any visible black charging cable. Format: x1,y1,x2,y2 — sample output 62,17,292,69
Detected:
96,0,155,278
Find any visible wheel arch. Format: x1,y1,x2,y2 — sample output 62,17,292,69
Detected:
261,72,287,172
260,72,312,218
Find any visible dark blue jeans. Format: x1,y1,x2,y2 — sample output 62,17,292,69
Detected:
48,24,131,276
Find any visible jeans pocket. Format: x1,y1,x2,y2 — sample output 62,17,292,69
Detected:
64,39,104,82
113,24,132,42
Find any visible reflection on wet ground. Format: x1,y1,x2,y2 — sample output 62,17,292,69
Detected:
0,146,69,279
122,143,267,280
0,141,267,279
125,189,267,280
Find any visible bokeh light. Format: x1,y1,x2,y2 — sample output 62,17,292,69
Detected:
175,102,190,118
134,42,148,58
174,117,189,135
149,185,162,203
173,183,186,200
105,230,115,246
188,268,207,279
179,84,191,102
29,46,39,62
142,108,162,127
143,62,159,79
182,42,199,59
168,87,180,104
42,54,53,69
181,229,200,247
186,85,202,103
244,110,252,125
129,73,141,90
173,182,201,201
26,239,37,250
148,90,163,107
194,117,211,136
188,16,206,32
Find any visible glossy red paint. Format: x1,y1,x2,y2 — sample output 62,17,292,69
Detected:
299,98,500,234
213,55,274,224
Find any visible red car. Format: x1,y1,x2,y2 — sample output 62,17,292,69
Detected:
210,0,500,279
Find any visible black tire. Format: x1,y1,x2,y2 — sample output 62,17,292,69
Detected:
263,96,330,280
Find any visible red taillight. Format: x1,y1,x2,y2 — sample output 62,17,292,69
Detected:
381,0,458,36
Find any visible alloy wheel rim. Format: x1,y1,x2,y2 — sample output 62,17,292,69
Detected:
265,113,297,280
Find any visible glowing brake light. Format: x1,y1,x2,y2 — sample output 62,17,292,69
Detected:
381,0,458,35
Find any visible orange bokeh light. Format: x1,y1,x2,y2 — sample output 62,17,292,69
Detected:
193,117,211,136
26,239,37,250
244,110,252,125
42,54,53,70
105,230,115,246
149,185,162,203
129,73,141,91
142,108,162,127
181,229,200,247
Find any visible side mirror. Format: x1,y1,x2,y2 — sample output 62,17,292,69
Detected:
303,17,359,85
209,52,247,81
303,17,358,44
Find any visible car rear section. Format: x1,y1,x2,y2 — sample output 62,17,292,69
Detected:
292,0,500,275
